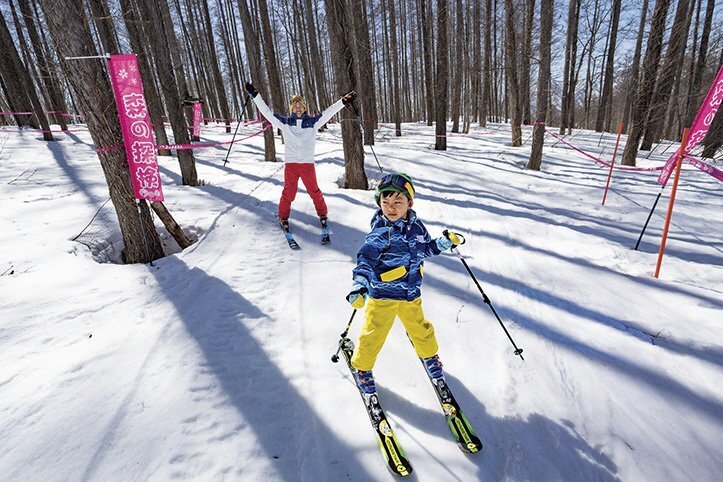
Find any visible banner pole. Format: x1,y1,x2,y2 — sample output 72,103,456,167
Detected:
64,54,110,60
654,128,689,279
601,120,624,205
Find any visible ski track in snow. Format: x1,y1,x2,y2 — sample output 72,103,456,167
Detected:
1,123,722,481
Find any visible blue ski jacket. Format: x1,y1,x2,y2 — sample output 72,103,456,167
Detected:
353,209,442,301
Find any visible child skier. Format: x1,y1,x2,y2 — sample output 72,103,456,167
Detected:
244,82,355,234
346,173,460,393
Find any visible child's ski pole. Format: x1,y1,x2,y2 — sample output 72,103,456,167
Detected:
331,309,358,363
444,230,525,361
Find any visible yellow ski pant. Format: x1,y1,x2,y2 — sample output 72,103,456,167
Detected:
351,297,438,372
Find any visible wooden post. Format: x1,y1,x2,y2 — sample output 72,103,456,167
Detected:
654,128,689,279
601,120,624,205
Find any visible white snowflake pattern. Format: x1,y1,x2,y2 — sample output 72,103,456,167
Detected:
130,78,138,85
117,69,129,80
130,65,137,73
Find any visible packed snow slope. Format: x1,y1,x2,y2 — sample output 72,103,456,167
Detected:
1,121,722,481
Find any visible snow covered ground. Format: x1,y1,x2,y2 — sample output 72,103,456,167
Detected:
1,119,721,481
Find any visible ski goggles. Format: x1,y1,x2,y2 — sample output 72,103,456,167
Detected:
289,95,306,110
378,174,414,199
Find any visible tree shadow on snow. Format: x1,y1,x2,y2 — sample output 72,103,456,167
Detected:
142,258,376,481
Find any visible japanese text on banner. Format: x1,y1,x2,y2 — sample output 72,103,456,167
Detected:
192,102,202,138
108,54,164,202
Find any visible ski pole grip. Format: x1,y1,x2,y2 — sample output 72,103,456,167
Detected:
443,229,465,248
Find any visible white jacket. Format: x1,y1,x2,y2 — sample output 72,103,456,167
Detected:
252,94,346,164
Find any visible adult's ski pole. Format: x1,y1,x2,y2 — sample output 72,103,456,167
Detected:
223,93,252,166
348,101,384,174
444,230,525,361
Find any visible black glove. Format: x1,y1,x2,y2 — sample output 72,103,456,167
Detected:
342,90,357,106
245,82,258,97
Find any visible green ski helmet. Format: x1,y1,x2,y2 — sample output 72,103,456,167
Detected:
375,173,415,206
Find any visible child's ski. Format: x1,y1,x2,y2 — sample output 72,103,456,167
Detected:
339,337,413,477
422,370,483,454
320,217,331,244
279,219,301,250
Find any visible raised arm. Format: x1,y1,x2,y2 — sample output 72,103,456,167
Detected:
245,82,285,131
313,91,357,129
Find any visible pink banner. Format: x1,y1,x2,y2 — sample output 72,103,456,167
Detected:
192,102,202,138
108,54,163,202
658,65,723,185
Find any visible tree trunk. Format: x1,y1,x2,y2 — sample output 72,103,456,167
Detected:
119,0,171,156
388,0,402,136
640,0,692,149
420,0,435,126
135,0,199,184
622,0,649,131
87,0,120,54
303,0,330,109
0,9,52,138
198,0,232,133
18,0,68,131
685,0,715,126
237,0,276,162
451,0,463,133
559,0,579,134
480,0,491,127
520,0,535,125
435,0,449,150
595,0,621,132
151,201,194,249
257,0,286,115
529,0,553,170
351,0,378,145
323,0,367,189
621,0,672,166
503,0,521,146
38,0,164,264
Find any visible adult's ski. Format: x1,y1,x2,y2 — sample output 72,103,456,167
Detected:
338,337,413,477
279,219,301,250
422,369,483,454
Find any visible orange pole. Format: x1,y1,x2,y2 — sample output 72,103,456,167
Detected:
601,121,624,205
654,128,689,279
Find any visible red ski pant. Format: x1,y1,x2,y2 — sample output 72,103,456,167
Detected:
278,163,328,220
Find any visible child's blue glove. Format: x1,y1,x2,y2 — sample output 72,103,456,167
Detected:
436,236,453,252
346,277,369,309
436,231,463,252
